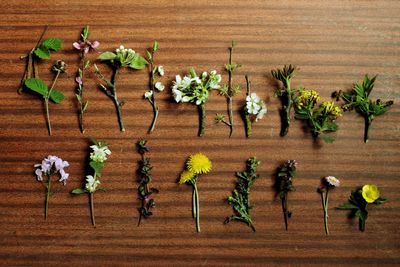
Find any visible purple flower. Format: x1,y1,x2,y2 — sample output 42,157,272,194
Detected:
34,155,69,185
75,76,83,85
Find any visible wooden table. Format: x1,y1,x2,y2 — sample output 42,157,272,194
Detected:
0,0,399,266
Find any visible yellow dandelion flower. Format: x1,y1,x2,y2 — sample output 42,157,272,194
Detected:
362,184,380,203
179,170,195,184
187,153,212,175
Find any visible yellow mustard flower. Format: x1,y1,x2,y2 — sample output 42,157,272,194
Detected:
322,101,342,119
179,170,195,184
362,184,380,203
296,89,320,108
187,153,212,174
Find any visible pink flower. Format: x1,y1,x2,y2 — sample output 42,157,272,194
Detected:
73,40,100,54
75,76,83,85
34,155,69,185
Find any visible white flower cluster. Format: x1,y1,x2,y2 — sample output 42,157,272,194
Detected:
172,70,221,105
34,155,69,185
90,144,111,163
115,45,136,67
115,45,135,55
246,92,267,121
85,175,100,193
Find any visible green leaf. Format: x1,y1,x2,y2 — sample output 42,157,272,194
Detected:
34,47,50,59
71,188,86,194
49,89,65,104
42,38,62,51
90,161,104,176
355,209,368,221
82,26,90,41
98,52,117,61
336,202,359,210
321,135,334,143
375,197,388,205
24,78,48,96
146,50,152,61
153,41,158,52
129,55,148,69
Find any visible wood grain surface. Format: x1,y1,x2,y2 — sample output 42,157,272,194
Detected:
0,0,399,266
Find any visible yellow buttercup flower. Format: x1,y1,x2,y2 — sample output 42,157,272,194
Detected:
187,153,212,174
179,170,195,184
362,184,380,203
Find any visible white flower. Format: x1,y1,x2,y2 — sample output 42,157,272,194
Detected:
90,145,111,163
246,93,262,115
144,90,153,99
172,88,182,103
116,48,120,53
85,175,100,193
210,70,217,75
155,82,165,91
192,76,201,84
182,96,191,103
202,72,208,78
35,168,43,181
325,176,340,187
256,101,267,121
59,169,69,185
158,66,164,76
119,45,124,50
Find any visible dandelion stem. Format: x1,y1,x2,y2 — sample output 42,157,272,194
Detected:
90,192,96,227
193,183,200,232
45,174,52,220
192,185,197,219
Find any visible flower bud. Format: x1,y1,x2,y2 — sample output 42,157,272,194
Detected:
52,60,67,73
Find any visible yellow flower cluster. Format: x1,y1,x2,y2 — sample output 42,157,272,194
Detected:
321,101,342,119
362,184,380,203
296,89,320,108
179,153,212,184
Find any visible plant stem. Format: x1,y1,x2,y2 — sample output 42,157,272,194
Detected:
321,190,330,235
149,62,159,133
193,183,200,232
364,117,371,143
227,97,234,137
198,104,206,137
78,53,86,134
110,67,125,132
90,192,96,227
44,70,61,136
192,185,197,219
245,113,252,138
227,44,234,137
45,174,52,220
282,194,289,230
359,218,365,232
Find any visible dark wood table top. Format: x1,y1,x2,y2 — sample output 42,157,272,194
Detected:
0,0,399,266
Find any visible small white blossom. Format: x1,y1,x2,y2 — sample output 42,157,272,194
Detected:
172,88,182,103
85,175,100,193
325,176,340,187
246,93,262,115
157,66,164,76
144,90,153,99
155,82,165,91
182,96,191,103
119,45,124,50
256,102,267,121
90,145,111,163
202,72,208,78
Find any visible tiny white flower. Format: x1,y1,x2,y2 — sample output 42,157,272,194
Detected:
155,82,165,91
182,96,191,103
325,176,340,187
256,102,267,121
128,48,133,53
90,145,111,163
192,77,201,84
85,175,100,193
210,70,217,75
172,88,182,103
196,99,202,105
157,66,165,76
144,90,153,99
202,72,208,78
119,45,124,50
116,48,120,53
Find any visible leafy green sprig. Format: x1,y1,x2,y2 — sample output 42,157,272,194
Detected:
274,160,297,230
215,41,241,137
333,75,393,143
18,26,63,93
225,157,260,232
337,184,387,232
94,45,148,132
271,65,297,137
136,139,159,226
144,41,165,133
24,60,67,135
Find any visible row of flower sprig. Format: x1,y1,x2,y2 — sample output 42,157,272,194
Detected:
20,26,393,143
34,148,388,233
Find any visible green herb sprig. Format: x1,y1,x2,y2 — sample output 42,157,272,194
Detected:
95,45,148,132
333,75,393,143
136,139,159,226
271,64,297,136
215,41,241,137
224,157,260,232
24,60,67,135
274,160,297,230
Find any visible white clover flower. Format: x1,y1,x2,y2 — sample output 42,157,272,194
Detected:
172,88,183,103
155,82,165,91
325,176,340,187
144,90,153,99
157,66,164,76
85,175,100,193
90,145,111,163
246,93,262,115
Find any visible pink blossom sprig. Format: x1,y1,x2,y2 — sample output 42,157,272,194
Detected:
73,26,100,133
34,155,69,219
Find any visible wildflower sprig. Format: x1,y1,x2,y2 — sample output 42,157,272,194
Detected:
333,75,393,143
271,64,297,136
215,41,241,137
95,45,148,132
136,139,159,226
24,60,67,135
295,88,342,143
73,26,100,133
18,25,63,93
144,41,165,133
34,155,69,219
225,157,260,232
240,75,267,137
172,68,222,136
72,139,111,227
179,153,212,232
317,176,340,235
337,184,387,232
274,160,297,230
